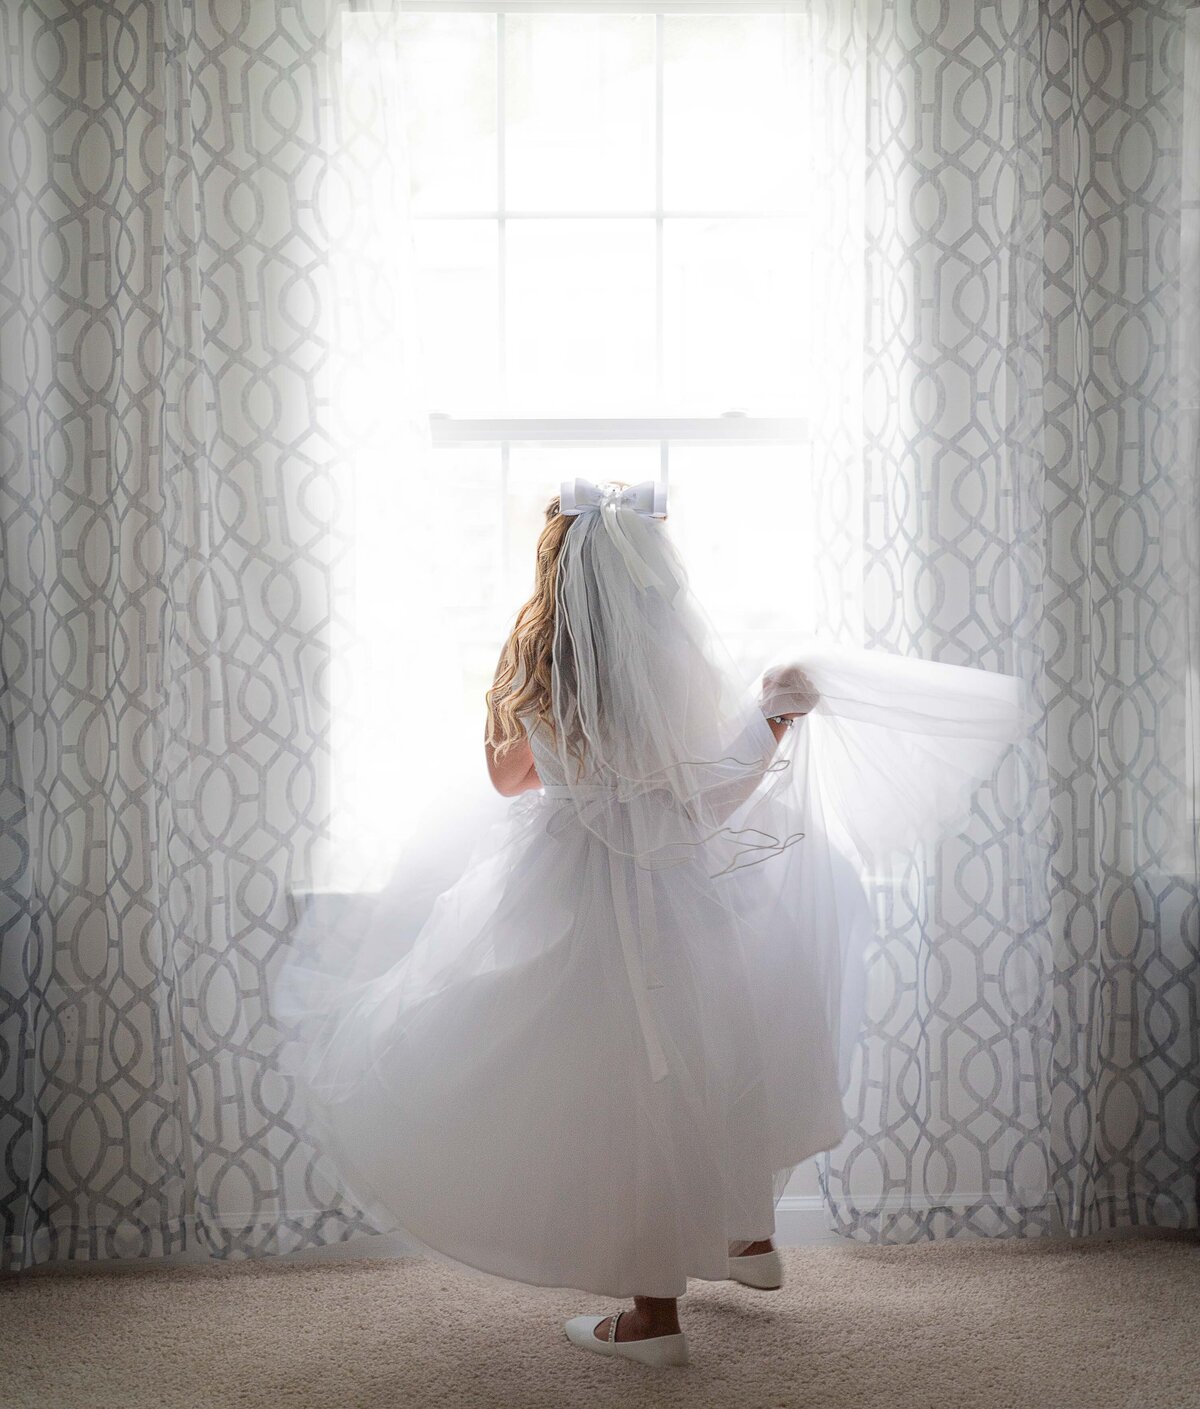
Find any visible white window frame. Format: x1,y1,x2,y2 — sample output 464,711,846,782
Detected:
362,2,811,14
383,0,814,469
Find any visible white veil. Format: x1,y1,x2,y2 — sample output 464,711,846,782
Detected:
534,477,1033,1101
539,477,801,878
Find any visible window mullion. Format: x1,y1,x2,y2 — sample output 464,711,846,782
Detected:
497,12,510,588
497,10,508,408
654,12,664,409
655,12,666,488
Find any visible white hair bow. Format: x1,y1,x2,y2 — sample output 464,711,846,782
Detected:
559,478,668,520
558,478,670,591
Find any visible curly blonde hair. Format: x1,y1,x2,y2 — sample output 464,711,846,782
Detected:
485,494,572,760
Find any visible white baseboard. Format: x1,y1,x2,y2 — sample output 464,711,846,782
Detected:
772,1194,842,1246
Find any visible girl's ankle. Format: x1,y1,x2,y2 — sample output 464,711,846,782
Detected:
732,1237,774,1256
629,1311,681,1337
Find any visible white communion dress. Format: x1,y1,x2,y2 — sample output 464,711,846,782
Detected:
275,480,1030,1300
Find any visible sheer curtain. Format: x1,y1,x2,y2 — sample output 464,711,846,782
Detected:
808,0,1200,1239
0,0,436,1268
0,0,1196,1272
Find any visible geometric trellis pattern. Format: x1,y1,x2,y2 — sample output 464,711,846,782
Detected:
0,0,380,1271
1,0,1197,1274
814,0,1200,1241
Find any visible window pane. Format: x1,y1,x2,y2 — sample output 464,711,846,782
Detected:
666,445,819,673
662,218,806,413
444,448,506,628
505,13,656,212
505,220,656,413
663,14,803,213
497,446,817,678
441,448,508,715
398,14,497,214
412,220,500,412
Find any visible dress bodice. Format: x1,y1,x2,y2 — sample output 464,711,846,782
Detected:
520,711,567,788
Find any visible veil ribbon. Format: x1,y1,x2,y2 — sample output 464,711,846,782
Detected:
558,477,668,519
559,478,670,593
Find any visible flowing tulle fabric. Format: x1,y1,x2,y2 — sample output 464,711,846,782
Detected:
274,496,1031,1299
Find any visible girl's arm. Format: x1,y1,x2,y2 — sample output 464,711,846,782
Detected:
485,729,542,797
485,639,543,796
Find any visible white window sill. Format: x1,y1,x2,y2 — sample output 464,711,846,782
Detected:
428,413,810,445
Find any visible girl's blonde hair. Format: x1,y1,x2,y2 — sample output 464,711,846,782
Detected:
485,494,572,760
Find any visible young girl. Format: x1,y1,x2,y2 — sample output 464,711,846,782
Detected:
279,478,1027,1369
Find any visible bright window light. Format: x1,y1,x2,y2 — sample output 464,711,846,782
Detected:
330,5,834,884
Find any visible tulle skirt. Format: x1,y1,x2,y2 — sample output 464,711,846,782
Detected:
273,643,1028,1298
276,776,872,1298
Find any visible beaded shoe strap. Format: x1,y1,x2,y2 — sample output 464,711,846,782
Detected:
608,1311,622,1343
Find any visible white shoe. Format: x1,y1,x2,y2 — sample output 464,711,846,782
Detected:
564,1311,690,1367
727,1247,784,1290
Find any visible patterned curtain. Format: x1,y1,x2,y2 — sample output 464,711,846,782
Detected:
812,0,1200,1239
1,0,1197,1273
0,0,432,1270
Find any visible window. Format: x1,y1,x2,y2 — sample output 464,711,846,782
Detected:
400,8,809,417
331,3,837,881
394,3,824,674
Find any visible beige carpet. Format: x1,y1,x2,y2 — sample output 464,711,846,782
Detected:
3,1237,1198,1409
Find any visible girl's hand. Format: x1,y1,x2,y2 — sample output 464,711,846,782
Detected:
760,663,819,726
